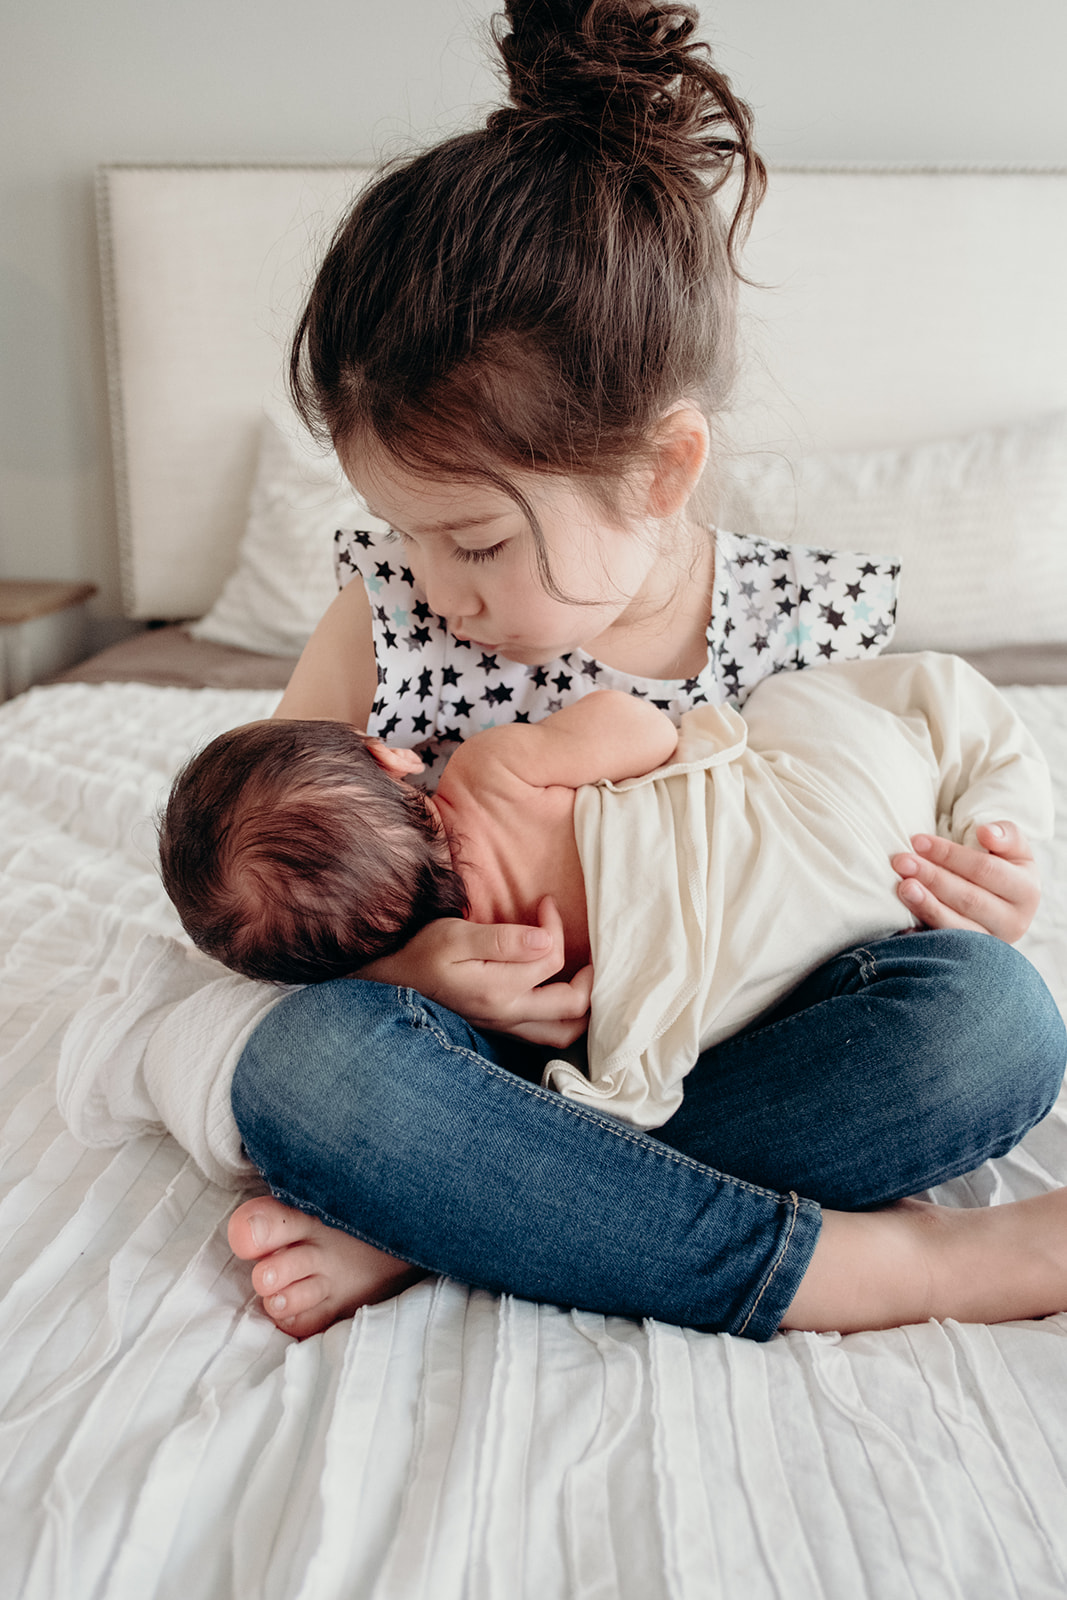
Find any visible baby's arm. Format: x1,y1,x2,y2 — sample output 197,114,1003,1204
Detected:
930,660,1052,845
451,690,680,792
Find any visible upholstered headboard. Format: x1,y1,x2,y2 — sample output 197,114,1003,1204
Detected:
97,164,1067,620
97,165,371,619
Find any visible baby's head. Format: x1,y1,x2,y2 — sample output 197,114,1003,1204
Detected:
158,719,468,984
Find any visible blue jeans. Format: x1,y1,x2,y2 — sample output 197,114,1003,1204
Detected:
231,930,1065,1341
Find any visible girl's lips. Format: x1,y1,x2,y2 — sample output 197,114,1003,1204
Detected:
452,630,494,647
449,630,562,661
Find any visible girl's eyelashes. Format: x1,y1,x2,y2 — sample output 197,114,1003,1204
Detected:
453,541,507,565
381,526,508,564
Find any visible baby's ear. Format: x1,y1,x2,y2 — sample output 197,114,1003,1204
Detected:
365,737,426,779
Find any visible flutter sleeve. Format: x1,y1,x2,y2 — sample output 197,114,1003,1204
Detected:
711,530,901,704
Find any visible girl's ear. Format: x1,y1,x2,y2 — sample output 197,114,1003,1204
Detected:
363,737,426,779
645,405,710,519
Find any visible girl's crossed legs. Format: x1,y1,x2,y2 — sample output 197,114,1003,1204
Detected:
229,930,1067,1339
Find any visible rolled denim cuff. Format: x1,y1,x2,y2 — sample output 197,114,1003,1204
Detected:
729,1193,822,1341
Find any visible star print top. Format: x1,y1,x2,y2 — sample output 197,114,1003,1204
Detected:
334,526,900,787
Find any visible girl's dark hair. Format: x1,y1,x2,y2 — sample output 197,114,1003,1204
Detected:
158,720,468,985
290,0,764,539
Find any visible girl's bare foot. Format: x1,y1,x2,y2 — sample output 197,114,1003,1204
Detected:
228,1196,426,1338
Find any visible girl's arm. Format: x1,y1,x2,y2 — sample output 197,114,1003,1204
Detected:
273,578,380,726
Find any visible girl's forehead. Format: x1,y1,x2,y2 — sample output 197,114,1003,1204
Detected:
345,451,513,531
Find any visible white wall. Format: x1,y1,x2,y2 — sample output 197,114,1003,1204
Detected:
2,0,1066,632
712,0,1067,165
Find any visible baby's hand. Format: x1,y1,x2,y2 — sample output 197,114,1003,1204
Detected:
357,897,593,1047
891,822,1040,943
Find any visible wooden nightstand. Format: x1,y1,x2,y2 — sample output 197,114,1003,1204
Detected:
0,581,98,701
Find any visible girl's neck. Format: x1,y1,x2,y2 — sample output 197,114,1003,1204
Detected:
584,527,715,682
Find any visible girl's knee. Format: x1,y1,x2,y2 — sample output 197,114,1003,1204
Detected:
968,934,1062,1040
951,934,1065,1116
232,980,404,1132
866,932,1063,1131
231,979,441,1195
231,978,508,1155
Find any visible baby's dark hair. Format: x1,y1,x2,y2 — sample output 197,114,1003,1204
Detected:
158,720,468,985
291,0,765,564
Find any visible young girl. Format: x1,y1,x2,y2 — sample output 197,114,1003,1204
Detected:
226,0,1064,1341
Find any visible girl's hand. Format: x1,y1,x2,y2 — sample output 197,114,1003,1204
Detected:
357,897,593,1048
891,822,1041,943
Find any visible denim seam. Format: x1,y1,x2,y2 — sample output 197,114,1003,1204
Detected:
854,946,878,986
736,1190,800,1337
404,991,798,1204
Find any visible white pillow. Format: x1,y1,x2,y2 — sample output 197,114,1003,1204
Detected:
718,410,1067,653
190,412,387,656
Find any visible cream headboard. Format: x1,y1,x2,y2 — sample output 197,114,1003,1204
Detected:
98,165,372,619
97,164,1067,620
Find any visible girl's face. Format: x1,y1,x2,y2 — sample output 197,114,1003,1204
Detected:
345,449,673,667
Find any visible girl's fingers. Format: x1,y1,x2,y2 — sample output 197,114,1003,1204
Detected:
533,894,565,946
503,969,593,1047
895,876,992,938
974,819,1036,865
447,918,557,965
899,831,1033,898
374,905,583,1037
512,1016,588,1048
355,920,554,994
495,966,591,1019
465,962,593,1046
458,898,567,981
891,827,1040,942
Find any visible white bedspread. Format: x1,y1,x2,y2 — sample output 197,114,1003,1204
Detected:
4,679,1067,1600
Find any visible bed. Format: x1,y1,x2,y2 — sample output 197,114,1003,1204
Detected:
5,163,1067,1598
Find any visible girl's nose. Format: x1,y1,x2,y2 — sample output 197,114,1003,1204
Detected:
419,556,481,625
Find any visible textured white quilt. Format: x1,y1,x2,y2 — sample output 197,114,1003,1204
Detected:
3,679,1067,1600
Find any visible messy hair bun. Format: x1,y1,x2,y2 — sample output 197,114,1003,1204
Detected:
494,0,763,253
292,0,765,545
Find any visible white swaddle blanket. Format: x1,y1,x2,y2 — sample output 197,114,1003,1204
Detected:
57,933,284,1188
546,653,1055,1130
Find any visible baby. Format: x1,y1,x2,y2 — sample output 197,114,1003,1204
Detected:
159,651,1053,1130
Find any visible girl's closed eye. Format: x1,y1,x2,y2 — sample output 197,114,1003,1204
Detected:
453,541,508,565
383,526,508,564
381,524,508,562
